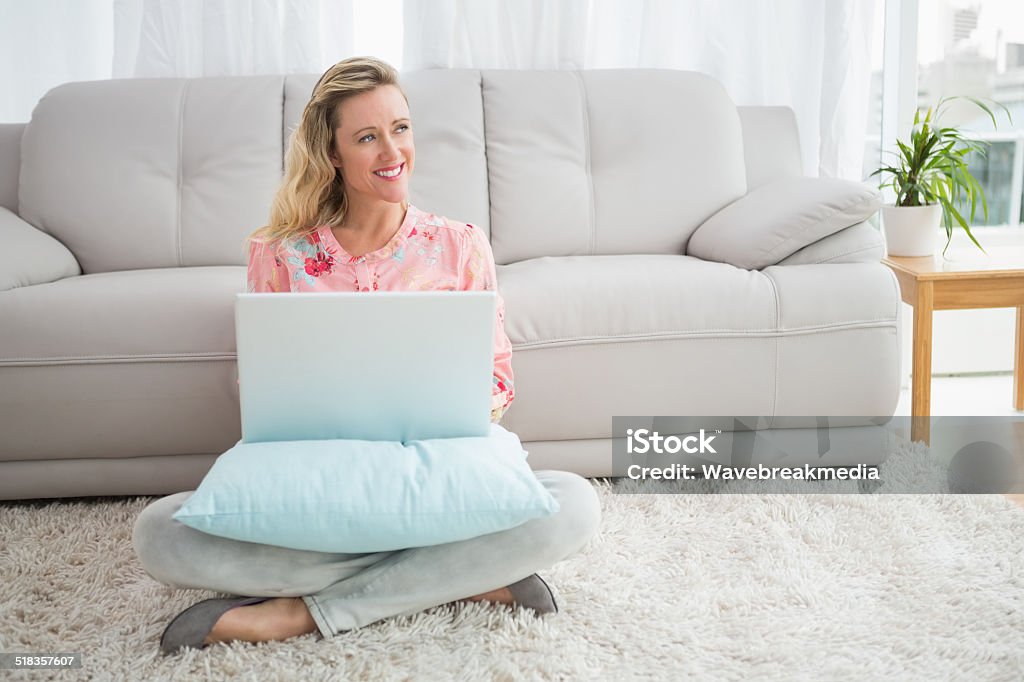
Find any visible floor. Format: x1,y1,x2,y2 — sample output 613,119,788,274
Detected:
896,373,1024,508
894,373,1021,419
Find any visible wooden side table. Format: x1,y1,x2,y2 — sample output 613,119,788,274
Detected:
883,248,1024,445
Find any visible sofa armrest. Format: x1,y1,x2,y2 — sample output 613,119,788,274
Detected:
686,177,881,270
0,207,81,292
775,221,885,266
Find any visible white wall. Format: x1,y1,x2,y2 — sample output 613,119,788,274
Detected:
900,306,1015,382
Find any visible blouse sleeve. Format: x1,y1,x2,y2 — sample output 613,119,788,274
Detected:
460,223,515,423
246,240,289,293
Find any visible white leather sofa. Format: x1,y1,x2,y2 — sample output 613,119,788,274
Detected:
0,69,901,500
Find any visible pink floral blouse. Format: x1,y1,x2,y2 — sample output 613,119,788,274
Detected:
246,204,515,423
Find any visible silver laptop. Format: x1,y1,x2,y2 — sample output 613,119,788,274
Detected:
235,291,496,443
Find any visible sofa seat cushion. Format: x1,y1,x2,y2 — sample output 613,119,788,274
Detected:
495,256,900,442
0,267,240,364
497,254,777,346
0,268,244,463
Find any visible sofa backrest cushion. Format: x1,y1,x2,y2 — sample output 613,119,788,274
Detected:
19,69,756,273
19,77,284,274
482,69,747,265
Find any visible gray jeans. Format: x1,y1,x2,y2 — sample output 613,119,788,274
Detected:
132,470,601,638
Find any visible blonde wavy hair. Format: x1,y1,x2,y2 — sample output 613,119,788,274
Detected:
246,56,409,255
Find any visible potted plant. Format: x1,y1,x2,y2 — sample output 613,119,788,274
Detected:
870,96,1012,258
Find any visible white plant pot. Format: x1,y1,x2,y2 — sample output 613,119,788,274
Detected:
881,204,942,257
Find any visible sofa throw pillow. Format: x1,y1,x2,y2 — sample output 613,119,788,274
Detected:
686,177,881,270
172,424,558,553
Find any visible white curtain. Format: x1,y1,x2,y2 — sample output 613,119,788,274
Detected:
0,0,114,124
0,0,355,123
112,0,354,78
4,0,875,179
402,0,877,180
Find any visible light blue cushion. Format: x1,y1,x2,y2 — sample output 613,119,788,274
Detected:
172,424,558,552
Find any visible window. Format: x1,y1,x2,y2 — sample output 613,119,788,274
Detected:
918,0,1024,229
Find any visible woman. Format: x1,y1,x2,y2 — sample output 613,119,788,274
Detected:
132,57,602,655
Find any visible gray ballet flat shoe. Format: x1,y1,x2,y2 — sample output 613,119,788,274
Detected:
506,574,558,615
160,596,271,656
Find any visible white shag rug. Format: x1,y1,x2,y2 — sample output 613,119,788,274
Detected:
2,437,1024,681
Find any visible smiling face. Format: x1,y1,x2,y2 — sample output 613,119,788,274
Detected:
329,84,415,210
